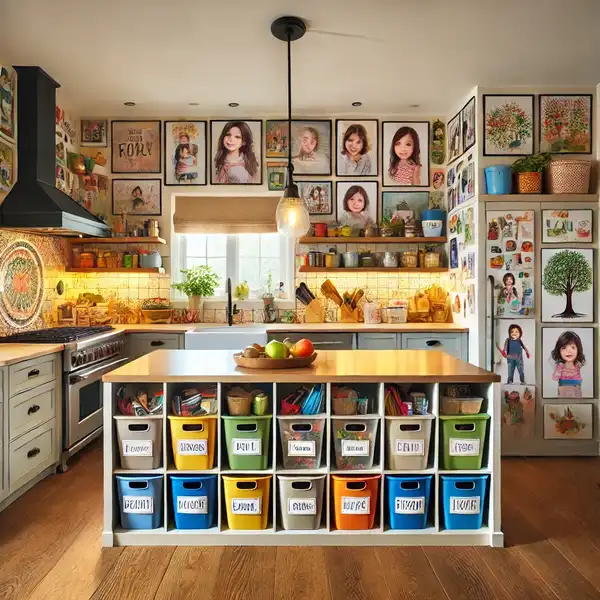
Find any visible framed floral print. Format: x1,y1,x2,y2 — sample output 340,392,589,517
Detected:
484,94,534,156
539,94,592,154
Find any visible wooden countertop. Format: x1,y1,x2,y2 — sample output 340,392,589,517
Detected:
103,349,498,383
0,344,64,367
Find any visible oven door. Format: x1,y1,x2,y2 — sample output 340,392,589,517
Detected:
64,356,129,450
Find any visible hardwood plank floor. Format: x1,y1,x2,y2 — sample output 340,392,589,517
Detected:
1,445,599,600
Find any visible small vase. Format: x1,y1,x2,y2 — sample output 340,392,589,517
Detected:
516,172,542,194
188,295,203,320
263,297,277,323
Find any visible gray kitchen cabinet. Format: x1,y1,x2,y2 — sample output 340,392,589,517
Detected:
356,333,398,350
400,332,468,361
267,332,355,350
126,333,184,360
0,369,5,503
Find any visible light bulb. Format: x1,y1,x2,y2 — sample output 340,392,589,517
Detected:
276,196,310,238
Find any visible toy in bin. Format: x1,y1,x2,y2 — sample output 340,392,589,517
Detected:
280,384,324,415
385,384,429,416
172,386,217,416
117,387,163,416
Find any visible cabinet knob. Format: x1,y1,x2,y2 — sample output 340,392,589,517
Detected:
150,340,164,347
425,340,441,347
27,447,41,459
27,369,40,378
27,404,41,415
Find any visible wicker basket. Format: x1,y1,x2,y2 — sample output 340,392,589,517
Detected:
547,160,591,194
441,396,483,415
141,309,172,324
516,172,542,194
332,395,358,416
226,394,252,416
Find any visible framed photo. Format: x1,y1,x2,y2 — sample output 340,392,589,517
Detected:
336,181,378,227
382,121,429,186
543,403,593,440
111,120,161,173
336,119,378,177
542,209,592,243
80,119,108,147
461,96,476,153
539,94,593,154
0,65,16,142
298,181,333,215
484,94,534,156
265,120,289,158
0,140,14,192
112,179,162,216
382,191,430,222
164,121,207,186
266,162,287,191
447,114,462,164
290,120,332,175
210,120,262,185
542,327,594,398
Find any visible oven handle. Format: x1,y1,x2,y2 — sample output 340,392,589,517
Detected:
70,357,130,383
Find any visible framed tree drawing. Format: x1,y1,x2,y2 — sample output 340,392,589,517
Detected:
483,95,534,156
111,120,161,173
539,94,592,154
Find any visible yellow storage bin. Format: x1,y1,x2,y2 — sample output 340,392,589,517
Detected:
222,475,271,530
168,415,217,470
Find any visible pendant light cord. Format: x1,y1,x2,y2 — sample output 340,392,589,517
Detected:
286,27,294,188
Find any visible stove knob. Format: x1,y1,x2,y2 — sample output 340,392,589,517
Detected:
76,353,84,366
86,350,94,363
71,355,78,367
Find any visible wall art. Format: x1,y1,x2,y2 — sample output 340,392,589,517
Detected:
429,190,444,210
266,162,287,191
494,319,536,385
542,209,592,243
336,181,378,227
164,121,207,186
382,191,430,223
336,119,378,177
0,65,16,142
447,113,461,164
298,181,333,215
0,139,13,192
111,120,161,173
382,121,430,186
432,170,445,189
210,120,262,184
458,160,475,204
112,179,162,216
542,327,594,398
461,96,476,153
543,403,592,439
265,120,289,158
542,249,593,322
290,120,331,175
539,94,592,154
430,118,445,165
502,384,536,440
81,119,108,147
483,94,534,156
450,237,458,269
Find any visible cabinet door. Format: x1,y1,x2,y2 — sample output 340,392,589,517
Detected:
357,333,398,350
267,332,355,350
400,333,468,361
126,334,183,360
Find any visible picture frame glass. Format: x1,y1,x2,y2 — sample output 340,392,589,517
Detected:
382,121,429,186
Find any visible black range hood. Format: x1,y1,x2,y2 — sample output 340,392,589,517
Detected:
0,66,110,237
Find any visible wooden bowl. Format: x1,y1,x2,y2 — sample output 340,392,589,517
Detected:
233,353,317,370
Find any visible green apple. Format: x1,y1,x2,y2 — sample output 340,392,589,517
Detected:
265,340,289,359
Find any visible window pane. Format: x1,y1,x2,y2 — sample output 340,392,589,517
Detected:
206,235,227,257
238,234,260,257
186,235,206,257
260,234,280,257
186,256,207,269
206,257,227,292
261,258,281,289
238,257,261,291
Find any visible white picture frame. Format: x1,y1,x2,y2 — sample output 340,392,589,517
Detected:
542,209,593,243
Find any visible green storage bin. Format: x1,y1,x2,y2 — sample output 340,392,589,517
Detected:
440,414,489,470
223,415,272,470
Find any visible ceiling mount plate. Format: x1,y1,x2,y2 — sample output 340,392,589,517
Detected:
271,16,306,42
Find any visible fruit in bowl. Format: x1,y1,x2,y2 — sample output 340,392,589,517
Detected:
284,338,314,358
265,340,290,359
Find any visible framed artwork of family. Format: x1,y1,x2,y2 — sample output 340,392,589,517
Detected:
164,121,207,186
382,121,430,187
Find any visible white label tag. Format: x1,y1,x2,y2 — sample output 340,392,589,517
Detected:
288,440,316,456
394,439,425,456
395,496,425,514
341,439,369,456
177,439,208,456
123,495,153,514
449,438,480,456
122,440,153,457
450,496,481,515
231,497,261,515
177,496,208,514
341,496,370,514
287,497,317,515
232,438,261,455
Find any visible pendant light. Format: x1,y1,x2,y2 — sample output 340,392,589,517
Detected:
271,16,310,238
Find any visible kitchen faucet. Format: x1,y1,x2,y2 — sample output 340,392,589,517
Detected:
226,278,237,326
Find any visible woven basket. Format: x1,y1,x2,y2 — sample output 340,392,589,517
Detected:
547,160,591,194
141,309,172,324
441,396,483,415
516,172,542,194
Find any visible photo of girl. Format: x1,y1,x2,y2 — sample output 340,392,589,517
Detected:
336,120,377,176
497,324,531,384
494,319,535,385
165,121,206,186
336,181,378,228
211,120,262,185
499,273,522,314
290,120,331,175
298,181,333,215
382,121,430,187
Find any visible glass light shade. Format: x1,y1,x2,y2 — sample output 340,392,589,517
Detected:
276,196,310,238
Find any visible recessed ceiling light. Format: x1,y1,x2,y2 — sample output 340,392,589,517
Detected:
124,101,136,107
188,102,199,106
228,102,239,107
409,104,421,108
352,101,362,107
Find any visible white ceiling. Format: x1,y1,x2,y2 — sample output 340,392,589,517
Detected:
2,0,600,117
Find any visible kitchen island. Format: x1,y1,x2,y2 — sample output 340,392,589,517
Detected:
102,349,501,547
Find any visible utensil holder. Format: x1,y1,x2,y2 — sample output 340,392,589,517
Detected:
339,305,359,323
305,299,325,323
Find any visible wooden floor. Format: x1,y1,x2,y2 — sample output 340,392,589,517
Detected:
1,443,600,600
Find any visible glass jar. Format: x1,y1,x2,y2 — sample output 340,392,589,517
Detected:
401,251,418,268
383,252,398,268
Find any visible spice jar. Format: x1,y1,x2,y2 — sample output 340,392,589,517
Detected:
424,252,441,268
79,252,95,268
327,222,340,237
401,251,418,268
383,252,398,268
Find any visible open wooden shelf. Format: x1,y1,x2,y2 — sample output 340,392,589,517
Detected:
481,194,598,203
299,237,446,244
69,237,166,245
299,266,448,273
66,267,165,274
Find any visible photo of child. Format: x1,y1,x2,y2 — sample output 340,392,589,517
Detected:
336,120,377,176
551,331,585,398
499,273,521,313
211,120,262,185
382,121,429,187
112,179,161,215
497,324,531,384
290,120,331,175
494,320,535,385
336,181,378,228
165,121,207,186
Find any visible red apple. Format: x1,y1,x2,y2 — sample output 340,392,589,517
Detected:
291,338,314,358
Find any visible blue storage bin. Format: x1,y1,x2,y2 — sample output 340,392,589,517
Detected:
387,475,432,530
116,475,163,530
441,475,488,530
484,165,512,194
171,475,218,530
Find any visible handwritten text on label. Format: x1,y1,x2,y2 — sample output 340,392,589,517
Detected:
450,496,480,515
341,496,370,514
122,440,152,457
394,439,425,456
287,497,317,515
177,439,208,456
341,439,369,456
288,440,316,457
232,438,261,455
449,438,480,456
231,497,261,515
123,495,153,514
177,496,208,514
395,496,425,514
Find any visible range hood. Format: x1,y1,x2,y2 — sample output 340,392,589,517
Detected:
0,66,110,237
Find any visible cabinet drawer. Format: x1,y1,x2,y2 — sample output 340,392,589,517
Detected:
357,333,398,350
268,332,355,350
9,419,57,494
9,355,57,398
400,333,467,361
10,381,56,441
127,334,182,359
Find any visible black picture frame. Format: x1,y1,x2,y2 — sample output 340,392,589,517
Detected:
381,121,430,187
290,119,333,176
297,181,334,215
335,119,379,177
80,119,108,148
483,94,535,157
112,178,162,216
460,96,476,154
336,180,379,225
111,120,162,174
163,120,208,187
446,113,462,165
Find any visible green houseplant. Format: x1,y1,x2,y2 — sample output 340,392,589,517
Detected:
172,265,220,312
511,153,551,194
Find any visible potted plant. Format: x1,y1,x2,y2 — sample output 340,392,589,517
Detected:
511,153,551,194
140,297,173,324
171,265,220,313
379,213,395,237
262,272,277,323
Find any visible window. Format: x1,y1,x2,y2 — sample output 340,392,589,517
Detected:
176,233,293,300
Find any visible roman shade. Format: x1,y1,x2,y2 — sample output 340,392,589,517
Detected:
173,195,279,234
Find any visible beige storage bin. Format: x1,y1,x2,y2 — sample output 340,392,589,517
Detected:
547,160,590,194
114,416,163,470
385,415,434,470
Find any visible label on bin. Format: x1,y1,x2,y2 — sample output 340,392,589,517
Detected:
231,497,261,515
177,439,208,456
177,496,208,514
395,496,425,514
122,440,153,457
394,439,425,456
450,496,480,515
288,440,316,456
449,438,480,456
232,438,261,455
122,495,153,514
341,440,370,456
341,496,370,514
288,497,317,515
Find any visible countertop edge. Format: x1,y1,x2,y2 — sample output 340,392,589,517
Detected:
0,344,65,367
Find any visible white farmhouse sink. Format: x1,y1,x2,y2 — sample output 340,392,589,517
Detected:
185,326,268,351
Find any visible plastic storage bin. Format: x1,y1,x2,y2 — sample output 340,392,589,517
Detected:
116,474,163,530
170,475,217,530
332,417,379,470
484,165,512,194
114,416,163,470
222,475,271,530
440,414,489,470
441,475,488,530
386,475,432,530
385,415,434,470
278,416,326,469
223,415,272,470
278,475,325,530
168,415,217,470
332,474,380,530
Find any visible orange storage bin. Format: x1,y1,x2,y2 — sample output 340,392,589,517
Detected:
332,474,381,530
